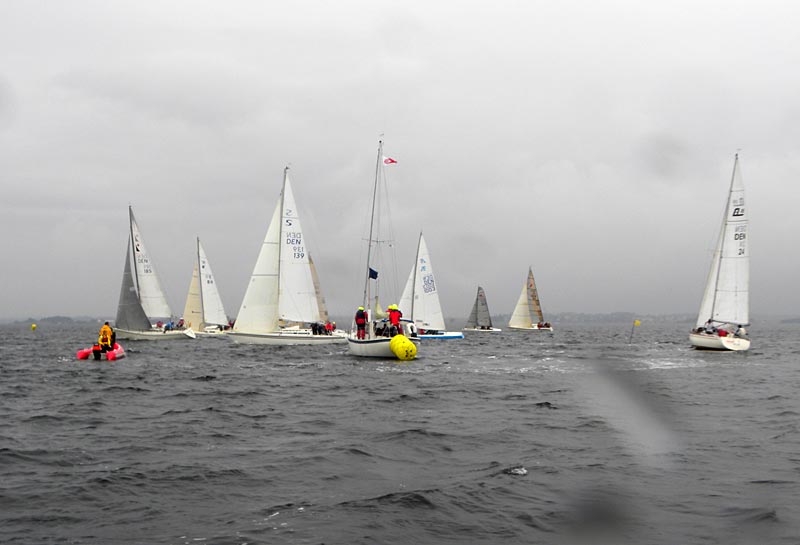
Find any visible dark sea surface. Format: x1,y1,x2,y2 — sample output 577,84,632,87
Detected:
1,319,799,545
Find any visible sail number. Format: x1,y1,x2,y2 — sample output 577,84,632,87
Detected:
733,225,747,256
422,274,436,293
136,256,153,274
285,231,305,259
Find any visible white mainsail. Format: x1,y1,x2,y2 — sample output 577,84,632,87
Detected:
129,207,172,319
184,238,228,329
198,240,228,327
695,155,749,328
234,168,322,334
399,233,446,331
278,175,320,323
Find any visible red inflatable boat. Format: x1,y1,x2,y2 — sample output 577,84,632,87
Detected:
76,343,126,361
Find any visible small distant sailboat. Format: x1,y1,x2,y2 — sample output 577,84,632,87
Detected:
229,167,345,345
398,232,463,339
463,286,501,332
689,154,750,351
508,267,553,331
182,237,229,336
115,206,195,340
347,141,420,359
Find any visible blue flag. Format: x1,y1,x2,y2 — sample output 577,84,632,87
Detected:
368,267,378,279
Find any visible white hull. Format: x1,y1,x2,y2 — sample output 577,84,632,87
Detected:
229,330,347,345
689,331,750,351
347,334,420,358
195,329,228,338
509,325,553,332
463,327,503,333
116,328,196,340
418,331,464,339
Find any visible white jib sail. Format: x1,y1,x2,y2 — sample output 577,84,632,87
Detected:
130,210,173,319
508,278,533,329
278,172,321,324
234,199,281,333
198,240,228,326
399,264,415,318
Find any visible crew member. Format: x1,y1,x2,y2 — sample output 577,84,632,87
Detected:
388,304,403,336
98,321,113,352
355,306,367,339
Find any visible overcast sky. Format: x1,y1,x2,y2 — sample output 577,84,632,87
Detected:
2,0,799,323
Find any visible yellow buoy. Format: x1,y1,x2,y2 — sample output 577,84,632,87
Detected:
390,334,417,361
31,323,37,331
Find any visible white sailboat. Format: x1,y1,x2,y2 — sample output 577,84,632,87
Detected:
398,232,463,339
115,206,196,340
229,167,344,345
182,237,229,336
463,286,502,332
347,141,420,358
689,154,750,351
508,267,553,331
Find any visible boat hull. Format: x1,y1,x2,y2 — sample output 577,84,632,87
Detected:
76,343,126,361
418,331,465,339
115,328,196,340
229,330,347,345
689,331,750,351
508,325,553,332
463,327,503,333
347,335,420,358
195,328,229,338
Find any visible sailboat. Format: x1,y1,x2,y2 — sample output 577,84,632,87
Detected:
463,286,502,332
115,206,195,340
689,154,750,351
508,267,553,331
398,232,463,339
229,167,345,345
182,237,229,336
347,141,420,358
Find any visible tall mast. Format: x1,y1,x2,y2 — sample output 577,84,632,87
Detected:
410,231,422,318
196,236,204,325
362,140,383,308
279,166,289,315
708,154,739,322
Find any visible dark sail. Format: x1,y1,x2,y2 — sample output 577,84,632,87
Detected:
115,237,152,331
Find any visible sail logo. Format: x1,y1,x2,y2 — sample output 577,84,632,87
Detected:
422,274,436,293
732,207,745,217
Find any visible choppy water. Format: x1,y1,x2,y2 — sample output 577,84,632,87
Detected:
1,319,799,544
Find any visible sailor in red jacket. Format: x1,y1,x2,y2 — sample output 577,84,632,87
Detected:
354,306,367,339
388,304,402,336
